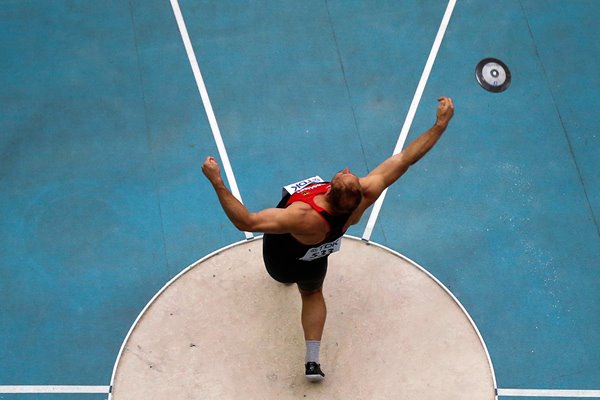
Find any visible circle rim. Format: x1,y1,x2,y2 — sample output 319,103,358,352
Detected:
476,57,511,93
108,235,498,399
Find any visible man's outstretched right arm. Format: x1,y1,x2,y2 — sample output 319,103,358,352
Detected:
201,156,305,234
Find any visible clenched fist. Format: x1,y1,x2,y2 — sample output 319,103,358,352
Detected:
435,97,454,128
201,156,223,186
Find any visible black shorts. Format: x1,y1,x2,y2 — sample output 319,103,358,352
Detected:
262,242,328,292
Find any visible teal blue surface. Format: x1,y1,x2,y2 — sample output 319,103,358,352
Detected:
1,0,598,395
0,396,106,400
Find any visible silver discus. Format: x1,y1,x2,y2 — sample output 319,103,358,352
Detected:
475,58,511,93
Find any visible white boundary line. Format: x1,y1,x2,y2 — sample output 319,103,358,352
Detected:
0,385,109,394
497,389,600,398
362,0,457,241
105,236,600,399
108,235,498,398
170,0,252,240
3,2,598,397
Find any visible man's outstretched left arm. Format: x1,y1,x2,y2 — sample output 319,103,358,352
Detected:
360,97,455,202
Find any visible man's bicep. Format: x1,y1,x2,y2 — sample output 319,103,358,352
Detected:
248,208,299,234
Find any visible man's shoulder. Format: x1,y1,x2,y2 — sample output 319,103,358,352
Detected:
286,201,322,217
359,175,386,201
285,202,328,229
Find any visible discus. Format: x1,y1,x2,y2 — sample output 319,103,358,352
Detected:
475,58,511,93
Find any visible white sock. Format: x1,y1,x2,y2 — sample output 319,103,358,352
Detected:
305,340,320,364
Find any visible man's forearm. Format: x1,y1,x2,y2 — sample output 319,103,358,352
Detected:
210,179,253,231
367,97,453,189
402,96,453,166
401,122,446,166
367,123,446,189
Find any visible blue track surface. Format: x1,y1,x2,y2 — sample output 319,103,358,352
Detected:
1,0,598,396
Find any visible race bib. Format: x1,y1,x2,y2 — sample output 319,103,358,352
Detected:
298,237,342,261
282,176,324,196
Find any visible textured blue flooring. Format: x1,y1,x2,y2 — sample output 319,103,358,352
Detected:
0,396,105,400
1,0,598,396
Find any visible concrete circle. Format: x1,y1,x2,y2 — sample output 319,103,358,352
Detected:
111,237,496,400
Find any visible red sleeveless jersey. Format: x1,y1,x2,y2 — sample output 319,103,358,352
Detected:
263,182,351,262
286,182,329,211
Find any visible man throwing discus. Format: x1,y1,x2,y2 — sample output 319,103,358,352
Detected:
202,97,454,381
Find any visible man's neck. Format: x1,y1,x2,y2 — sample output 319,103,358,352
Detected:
315,194,340,215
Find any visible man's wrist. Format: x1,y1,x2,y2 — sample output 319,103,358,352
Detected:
211,177,226,189
433,121,447,132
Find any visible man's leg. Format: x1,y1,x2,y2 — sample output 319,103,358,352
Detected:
299,287,327,381
299,287,327,340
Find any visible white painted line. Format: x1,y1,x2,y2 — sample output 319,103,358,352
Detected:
498,388,600,398
0,385,110,394
170,0,253,240
110,235,496,400
362,0,457,242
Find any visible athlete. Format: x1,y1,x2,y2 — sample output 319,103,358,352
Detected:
201,97,454,381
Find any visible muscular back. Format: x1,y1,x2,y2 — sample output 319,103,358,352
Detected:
285,201,331,245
